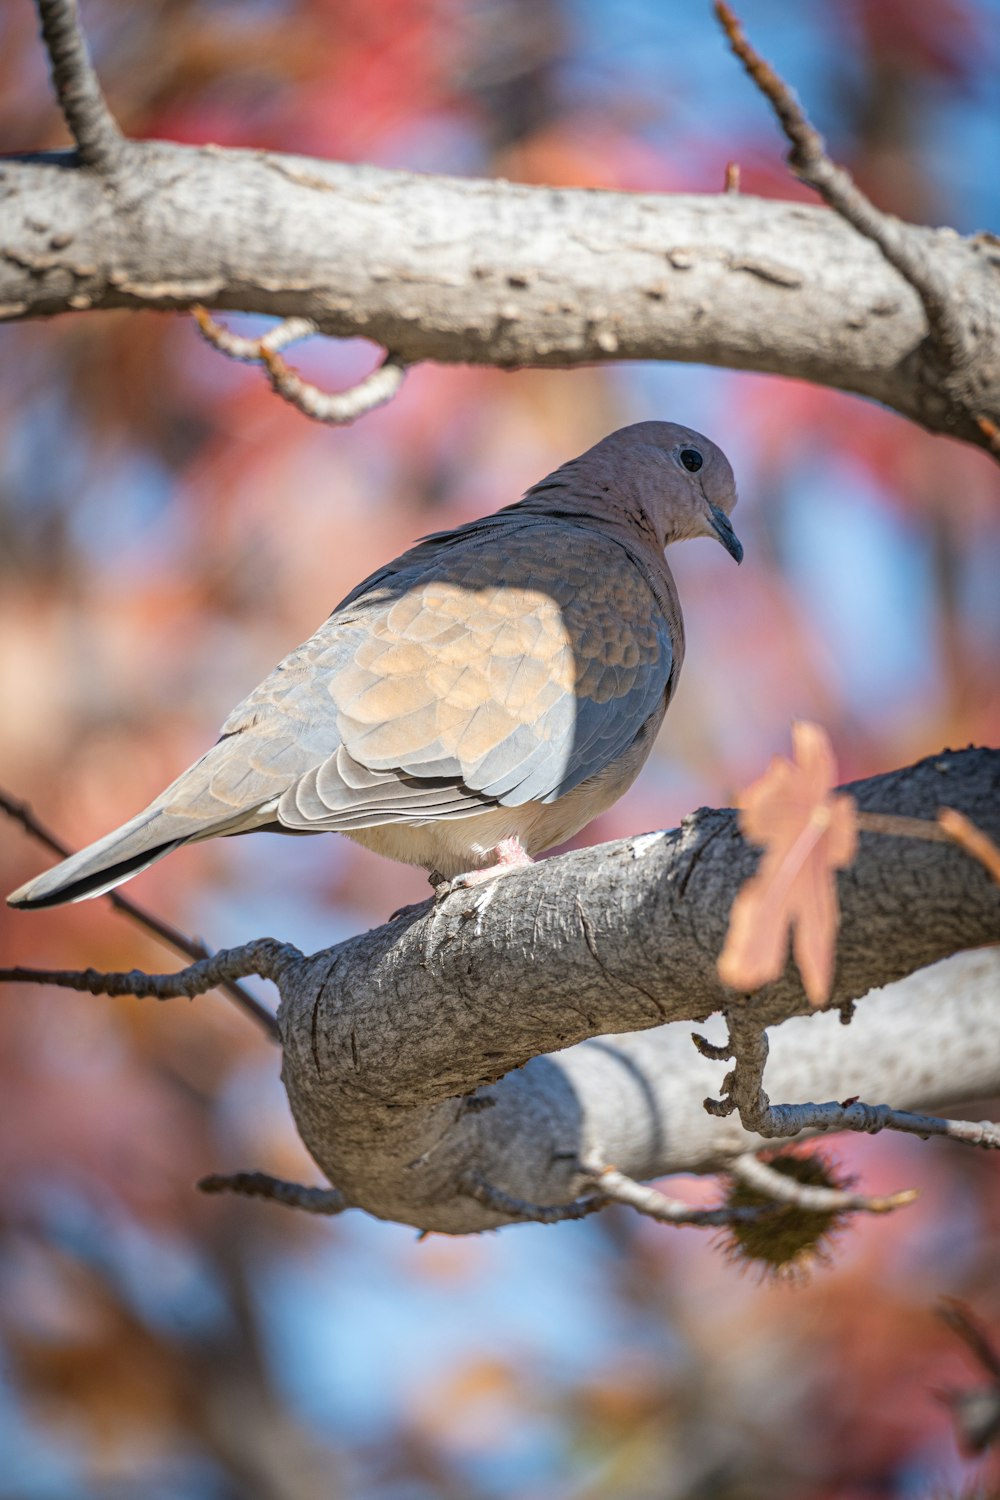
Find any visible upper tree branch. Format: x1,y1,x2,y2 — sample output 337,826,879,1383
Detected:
36,0,124,173
2,146,998,453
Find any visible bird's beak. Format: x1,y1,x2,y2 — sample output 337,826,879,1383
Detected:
708,504,743,564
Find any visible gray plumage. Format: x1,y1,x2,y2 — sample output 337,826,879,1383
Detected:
8,421,740,909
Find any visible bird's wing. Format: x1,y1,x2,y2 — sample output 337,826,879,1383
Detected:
263,517,674,830
5,516,674,909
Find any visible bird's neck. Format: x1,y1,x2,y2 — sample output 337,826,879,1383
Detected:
508,479,684,657
515,466,662,552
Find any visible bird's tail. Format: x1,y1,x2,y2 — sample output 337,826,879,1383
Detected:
6,807,187,909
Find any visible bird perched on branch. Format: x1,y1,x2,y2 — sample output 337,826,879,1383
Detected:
8,421,741,908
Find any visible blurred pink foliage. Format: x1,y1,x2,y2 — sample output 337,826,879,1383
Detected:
0,1,998,1495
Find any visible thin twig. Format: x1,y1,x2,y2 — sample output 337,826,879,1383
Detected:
36,0,124,173
0,938,302,1003
730,1152,917,1215
707,1008,1000,1151
857,806,1000,881
460,1173,605,1224
198,1171,348,1216
855,810,951,842
1,789,280,1040
714,1,970,370
938,807,1000,884
261,346,408,425
937,1299,1000,1455
977,416,1000,457
578,1156,772,1228
191,307,317,361
192,306,408,426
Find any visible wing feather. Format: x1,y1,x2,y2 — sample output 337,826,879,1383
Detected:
136,517,674,837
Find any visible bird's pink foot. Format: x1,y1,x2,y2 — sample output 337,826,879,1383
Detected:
443,837,535,894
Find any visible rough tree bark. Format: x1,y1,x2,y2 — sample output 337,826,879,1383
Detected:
3,146,999,451
274,747,1000,1231
3,2,999,1238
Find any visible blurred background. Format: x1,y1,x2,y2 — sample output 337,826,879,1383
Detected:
1,0,999,1495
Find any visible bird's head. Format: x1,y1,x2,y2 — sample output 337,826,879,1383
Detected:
564,420,742,564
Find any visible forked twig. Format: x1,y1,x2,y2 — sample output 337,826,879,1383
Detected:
714,1,971,371
0,938,301,1004
730,1151,916,1215
705,1008,1000,1151
2,787,281,1040
192,306,409,426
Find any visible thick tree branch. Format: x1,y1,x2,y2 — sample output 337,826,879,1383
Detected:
264,747,999,1230
10,749,993,1234
2,147,998,452
36,0,124,173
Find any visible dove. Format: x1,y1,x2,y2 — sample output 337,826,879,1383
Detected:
7,421,741,909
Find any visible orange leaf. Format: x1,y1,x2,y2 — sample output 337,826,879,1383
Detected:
718,722,858,1006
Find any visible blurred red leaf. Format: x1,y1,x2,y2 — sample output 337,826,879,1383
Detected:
718,721,858,1005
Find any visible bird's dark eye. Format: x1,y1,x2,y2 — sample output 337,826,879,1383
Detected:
680,448,703,473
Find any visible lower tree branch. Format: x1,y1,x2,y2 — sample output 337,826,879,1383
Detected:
7,748,996,1234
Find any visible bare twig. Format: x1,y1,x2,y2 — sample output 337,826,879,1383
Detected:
730,1152,917,1215
724,160,740,193
855,810,951,842
706,1008,1000,1150
938,807,1000,884
260,346,408,425
0,938,301,1004
460,1173,605,1225
198,1171,348,1216
191,306,408,425
578,1156,771,1228
191,307,317,361
714,1,971,370
1,789,280,1041
36,0,124,173
691,1031,732,1061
